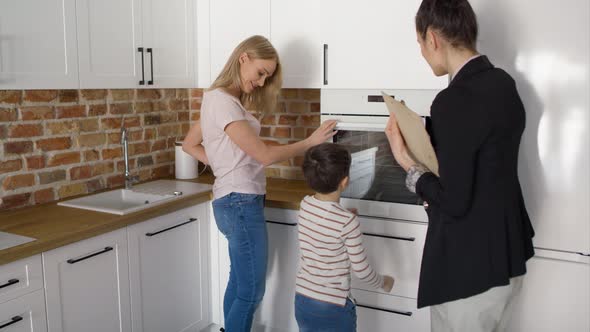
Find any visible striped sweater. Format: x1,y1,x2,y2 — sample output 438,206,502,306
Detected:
295,195,384,306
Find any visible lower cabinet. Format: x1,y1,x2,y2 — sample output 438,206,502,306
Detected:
127,204,210,332
0,290,48,332
252,208,300,332
43,228,132,332
506,249,590,332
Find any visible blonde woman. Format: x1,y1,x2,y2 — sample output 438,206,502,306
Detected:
183,35,337,331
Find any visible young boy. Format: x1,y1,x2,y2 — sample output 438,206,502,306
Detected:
294,143,394,332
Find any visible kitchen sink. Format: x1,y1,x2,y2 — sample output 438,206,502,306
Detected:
57,180,212,215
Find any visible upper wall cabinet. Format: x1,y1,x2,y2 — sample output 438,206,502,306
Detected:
77,0,195,89
209,0,270,84
320,0,447,90
143,0,195,88
76,0,142,88
0,0,79,89
270,1,322,88
208,0,322,89
207,0,445,89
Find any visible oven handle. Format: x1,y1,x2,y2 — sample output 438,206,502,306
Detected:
333,122,386,132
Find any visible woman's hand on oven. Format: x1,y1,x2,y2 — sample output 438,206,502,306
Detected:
305,119,338,148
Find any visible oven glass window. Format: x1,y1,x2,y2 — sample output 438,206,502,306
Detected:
334,130,423,205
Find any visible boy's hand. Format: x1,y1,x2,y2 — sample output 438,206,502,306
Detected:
382,275,394,293
347,208,358,215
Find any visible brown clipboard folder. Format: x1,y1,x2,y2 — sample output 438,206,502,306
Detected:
381,91,439,176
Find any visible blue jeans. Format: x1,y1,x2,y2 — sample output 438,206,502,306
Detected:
295,293,357,332
212,192,267,332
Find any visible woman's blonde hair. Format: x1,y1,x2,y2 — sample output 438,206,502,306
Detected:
209,35,282,114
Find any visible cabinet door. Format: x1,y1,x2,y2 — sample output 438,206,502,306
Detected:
507,250,590,332
43,229,131,332
0,290,47,332
0,255,43,304
76,0,143,88
252,214,300,332
142,0,195,88
127,204,210,332
0,0,78,89
209,0,270,82
320,0,446,90
270,1,322,88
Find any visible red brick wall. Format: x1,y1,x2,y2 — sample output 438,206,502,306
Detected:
0,88,320,210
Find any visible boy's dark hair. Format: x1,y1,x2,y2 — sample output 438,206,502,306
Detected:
415,0,478,51
302,143,351,194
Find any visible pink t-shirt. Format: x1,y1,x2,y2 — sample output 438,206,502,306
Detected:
201,88,266,199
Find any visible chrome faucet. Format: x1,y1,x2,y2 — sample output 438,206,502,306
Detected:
121,127,139,189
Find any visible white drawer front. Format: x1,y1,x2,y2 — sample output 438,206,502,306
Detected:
353,289,430,332
0,255,43,304
352,217,426,299
0,289,47,332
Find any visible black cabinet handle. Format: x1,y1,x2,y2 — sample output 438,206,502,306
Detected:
0,278,19,290
146,218,196,237
357,303,413,317
147,48,154,85
362,232,415,242
67,247,113,264
0,316,23,329
323,44,328,85
266,220,297,227
138,47,145,85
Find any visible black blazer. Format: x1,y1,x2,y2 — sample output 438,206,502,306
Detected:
416,56,535,308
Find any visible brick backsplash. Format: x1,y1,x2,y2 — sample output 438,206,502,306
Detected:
0,88,320,210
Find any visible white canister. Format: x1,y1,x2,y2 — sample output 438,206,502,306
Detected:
175,141,198,179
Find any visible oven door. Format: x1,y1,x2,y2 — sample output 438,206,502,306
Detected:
332,125,428,223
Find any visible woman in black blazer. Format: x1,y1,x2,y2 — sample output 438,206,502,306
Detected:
385,0,535,331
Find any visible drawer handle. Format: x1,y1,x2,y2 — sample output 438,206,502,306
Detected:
146,218,197,237
323,44,328,85
147,47,154,85
138,47,145,85
266,220,297,227
0,316,23,329
67,247,113,264
0,278,19,290
362,232,415,242
357,303,413,317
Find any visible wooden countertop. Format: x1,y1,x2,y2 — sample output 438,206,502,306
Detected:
0,174,312,266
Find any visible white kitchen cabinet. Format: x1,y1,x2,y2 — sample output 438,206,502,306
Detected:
0,290,47,332
0,255,43,305
209,0,270,83
43,228,131,332
127,203,210,332
270,1,322,88
207,0,321,88
320,0,447,90
142,0,195,88
77,0,195,88
252,208,300,332
76,0,143,88
506,249,590,332
0,0,78,89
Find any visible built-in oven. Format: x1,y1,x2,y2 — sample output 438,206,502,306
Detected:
321,89,439,222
